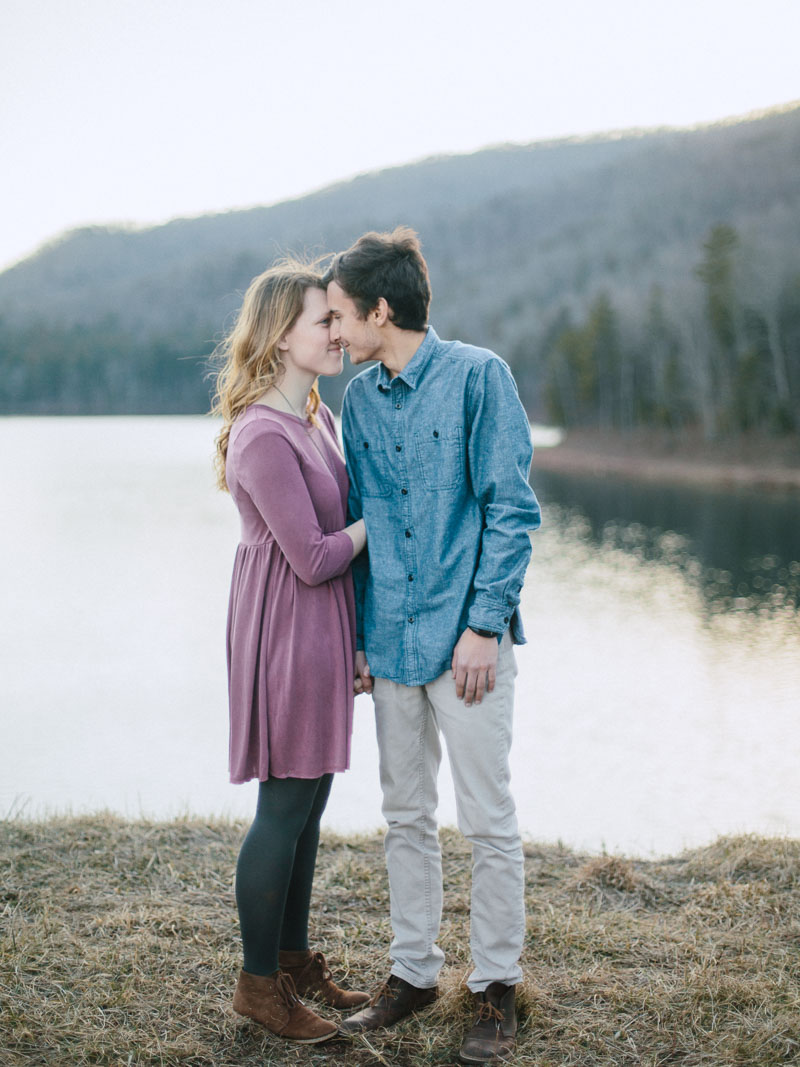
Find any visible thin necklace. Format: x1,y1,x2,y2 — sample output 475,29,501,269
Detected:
273,383,309,421
273,384,337,477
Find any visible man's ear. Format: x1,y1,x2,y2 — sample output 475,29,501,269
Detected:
373,297,391,327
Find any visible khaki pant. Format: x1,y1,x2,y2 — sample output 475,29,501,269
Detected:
372,632,524,992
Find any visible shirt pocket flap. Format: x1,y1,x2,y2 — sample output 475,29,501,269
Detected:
413,425,464,491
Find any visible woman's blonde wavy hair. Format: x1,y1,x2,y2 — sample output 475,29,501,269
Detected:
210,259,325,491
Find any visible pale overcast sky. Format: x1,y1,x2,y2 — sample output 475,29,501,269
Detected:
2,0,798,270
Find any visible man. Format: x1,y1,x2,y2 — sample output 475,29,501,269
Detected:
326,227,541,1064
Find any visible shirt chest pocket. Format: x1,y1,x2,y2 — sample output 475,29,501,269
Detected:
353,439,393,498
414,426,464,491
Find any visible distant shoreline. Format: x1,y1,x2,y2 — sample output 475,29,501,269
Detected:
532,428,800,491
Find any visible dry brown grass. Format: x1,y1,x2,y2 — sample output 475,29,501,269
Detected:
2,816,800,1065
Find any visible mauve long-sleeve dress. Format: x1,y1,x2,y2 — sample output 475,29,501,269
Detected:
225,402,356,783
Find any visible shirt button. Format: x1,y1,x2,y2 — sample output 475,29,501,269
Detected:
405,529,411,538
363,442,369,449
504,616,510,623
395,403,401,409
395,445,402,452
408,574,414,581
433,430,439,437
401,488,408,495
408,616,414,623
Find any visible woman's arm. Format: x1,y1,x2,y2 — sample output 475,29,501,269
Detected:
317,402,366,559
238,427,359,586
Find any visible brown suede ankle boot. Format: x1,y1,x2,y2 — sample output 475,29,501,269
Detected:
278,949,369,1009
232,969,338,1043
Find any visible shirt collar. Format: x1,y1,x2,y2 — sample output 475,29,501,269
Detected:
376,326,438,391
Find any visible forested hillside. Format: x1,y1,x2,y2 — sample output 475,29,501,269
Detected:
1,103,798,435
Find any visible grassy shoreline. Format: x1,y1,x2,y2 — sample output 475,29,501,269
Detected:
533,428,800,490
2,816,799,1066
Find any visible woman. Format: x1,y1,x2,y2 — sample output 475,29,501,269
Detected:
211,260,369,1044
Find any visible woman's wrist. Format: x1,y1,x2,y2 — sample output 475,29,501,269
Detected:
344,518,367,556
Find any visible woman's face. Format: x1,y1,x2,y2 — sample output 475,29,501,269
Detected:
280,287,344,378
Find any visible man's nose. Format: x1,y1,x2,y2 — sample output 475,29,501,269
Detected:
329,320,340,342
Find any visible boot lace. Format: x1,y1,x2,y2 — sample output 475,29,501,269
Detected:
274,970,301,1007
369,981,396,1007
476,1000,504,1024
309,951,333,983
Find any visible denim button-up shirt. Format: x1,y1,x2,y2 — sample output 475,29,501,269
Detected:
341,326,542,687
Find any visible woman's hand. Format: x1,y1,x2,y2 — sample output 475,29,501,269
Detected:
353,649,373,695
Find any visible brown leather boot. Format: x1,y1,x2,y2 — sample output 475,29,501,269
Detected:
278,949,369,1009
339,974,438,1033
459,983,517,1063
232,969,338,1043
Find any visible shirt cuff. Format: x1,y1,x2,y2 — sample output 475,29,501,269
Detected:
467,597,514,636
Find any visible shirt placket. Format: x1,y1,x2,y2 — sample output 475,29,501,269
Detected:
389,379,419,678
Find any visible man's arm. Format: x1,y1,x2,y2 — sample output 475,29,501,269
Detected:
452,357,541,704
466,356,541,632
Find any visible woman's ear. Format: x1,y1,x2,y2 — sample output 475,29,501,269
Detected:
277,335,290,351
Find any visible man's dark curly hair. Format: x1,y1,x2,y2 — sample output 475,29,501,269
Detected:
324,226,431,331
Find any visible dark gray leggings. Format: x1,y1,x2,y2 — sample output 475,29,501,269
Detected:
235,773,333,976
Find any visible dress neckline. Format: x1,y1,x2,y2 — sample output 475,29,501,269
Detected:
245,402,309,426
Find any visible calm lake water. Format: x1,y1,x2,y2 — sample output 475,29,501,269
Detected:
2,416,799,857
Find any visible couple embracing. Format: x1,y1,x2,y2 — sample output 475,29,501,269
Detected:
211,227,541,1063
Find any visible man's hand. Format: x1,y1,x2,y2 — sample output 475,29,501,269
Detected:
451,628,498,706
354,649,373,695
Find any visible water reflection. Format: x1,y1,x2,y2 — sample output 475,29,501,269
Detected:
533,470,800,614
2,418,798,854
517,470,800,854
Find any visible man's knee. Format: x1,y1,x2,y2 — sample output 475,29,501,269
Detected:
455,795,520,849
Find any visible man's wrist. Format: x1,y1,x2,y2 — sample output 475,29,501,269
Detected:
469,626,499,639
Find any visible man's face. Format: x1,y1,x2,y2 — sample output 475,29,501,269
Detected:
327,280,381,366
